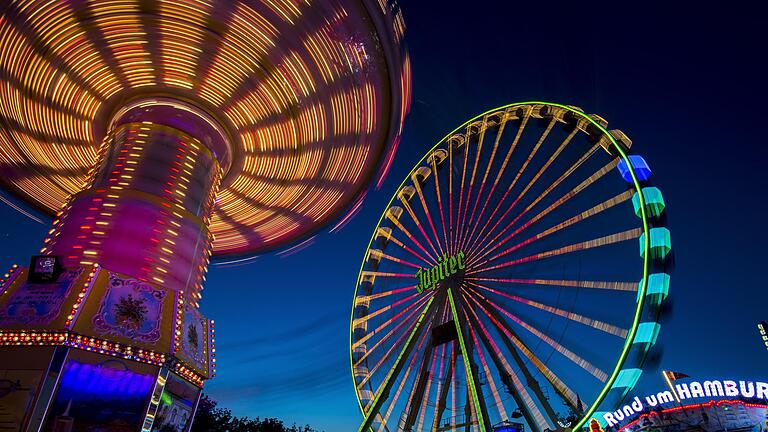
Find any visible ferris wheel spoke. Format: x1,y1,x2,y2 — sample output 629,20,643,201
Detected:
447,288,492,431
352,291,426,328
376,333,430,432
356,309,430,391
456,120,490,254
465,127,579,255
468,287,608,382
468,155,596,261
399,197,442,259
466,114,508,233
356,285,423,305
357,337,409,391
515,147,612,226
466,280,628,338
430,151,451,251
470,227,642,275
357,295,440,432
430,343,450,430
412,177,446,255
468,143,604,260
463,290,580,419
509,127,579,214
401,327,438,430
386,212,438,263
467,320,510,423
454,130,472,252
378,228,436,268
461,295,552,432
463,117,555,254
507,118,557,201
360,270,419,280
467,160,624,266
353,293,434,367
368,249,425,270
466,277,636,292
470,189,635,269
414,346,440,431
462,116,511,252
470,109,530,237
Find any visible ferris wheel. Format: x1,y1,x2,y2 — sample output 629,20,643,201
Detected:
350,103,671,432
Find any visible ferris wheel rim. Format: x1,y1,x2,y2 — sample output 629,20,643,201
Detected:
349,101,656,432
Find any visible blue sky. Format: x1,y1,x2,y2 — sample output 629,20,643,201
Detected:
1,1,767,431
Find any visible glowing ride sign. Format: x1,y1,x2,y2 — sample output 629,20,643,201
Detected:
414,251,465,293
601,378,768,427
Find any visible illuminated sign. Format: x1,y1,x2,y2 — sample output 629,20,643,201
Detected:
618,400,768,432
415,252,465,293
602,378,768,427
758,321,768,352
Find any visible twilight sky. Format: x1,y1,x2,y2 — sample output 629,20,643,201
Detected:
1,1,766,431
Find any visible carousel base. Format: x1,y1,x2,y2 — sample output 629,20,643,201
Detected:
0,346,201,432
0,262,214,432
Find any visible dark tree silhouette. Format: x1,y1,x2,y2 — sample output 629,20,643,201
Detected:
191,395,320,432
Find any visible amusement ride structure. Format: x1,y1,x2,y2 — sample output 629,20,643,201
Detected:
0,0,410,430
351,103,672,432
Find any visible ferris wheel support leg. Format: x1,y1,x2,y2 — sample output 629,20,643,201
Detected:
403,299,448,430
463,302,545,432
448,288,491,432
402,339,435,430
432,346,457,430
465,387,473,432
470,291,571,427
357,295,439,432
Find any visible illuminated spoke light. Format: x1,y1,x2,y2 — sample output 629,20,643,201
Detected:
470,190,634,268
465,289,580,409
475,287,609,382
376,332,429,431
468,315,509,422
468,280,628,338
467,156,618,263
469,228,642,274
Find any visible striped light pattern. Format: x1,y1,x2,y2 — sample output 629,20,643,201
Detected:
350,103,671,432
0,0,411,256
40,120,222,298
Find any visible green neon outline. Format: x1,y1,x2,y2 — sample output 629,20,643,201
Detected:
349,102,652,432
356,295,436,432
448,287,488,432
